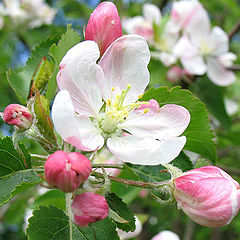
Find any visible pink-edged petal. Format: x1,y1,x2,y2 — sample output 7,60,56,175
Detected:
107,135,187,165
122,16,154,43
85,2,122,56
143,3,161,24
57,41,104,117
174,36,206,75
207,57,235,86
52,90,104,151
210,27,229,56
120,104,190,139
99,34,150,105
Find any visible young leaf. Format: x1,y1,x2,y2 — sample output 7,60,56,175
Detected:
7,36,60,104
106,193,135,232
191,77,231,129
27,205,119,240
31,91,58,152
142,87,217,162
46,25,81,101
0,170,40,206
0,137,27,177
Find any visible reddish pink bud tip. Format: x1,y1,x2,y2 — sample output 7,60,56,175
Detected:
71,192,109,227
85,1,122,56
3,104,33,131
174,165,240,227
44,151,92,193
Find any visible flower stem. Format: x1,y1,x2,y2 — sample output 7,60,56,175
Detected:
66,193,73,240
91,171,169,189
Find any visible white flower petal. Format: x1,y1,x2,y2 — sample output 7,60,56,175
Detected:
207,57,235,86
143,3,161,24
210,27,229,56
52,90,104,151
99,34,150,106
174,36,206,75
120,104,190,139
151,51,177,66
57,41,104,117
107,135,187,165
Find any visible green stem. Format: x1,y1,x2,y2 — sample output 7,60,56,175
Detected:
92,164,124,169
66,193,73,240
91,171,169,189
30,154,48,159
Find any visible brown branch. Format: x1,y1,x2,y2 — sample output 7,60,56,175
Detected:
228,65,240,71
228,20,240,40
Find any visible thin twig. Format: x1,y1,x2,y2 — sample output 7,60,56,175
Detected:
31,154,48,159
228,20,240,40
91,171,169,189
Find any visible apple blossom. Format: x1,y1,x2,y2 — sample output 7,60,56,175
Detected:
174,166,240,227
173,2,236,86
52,33,190,165
44,151,92,193
2,0,55,28
3,104,33,131
123,3,178,66
71,192,109,227
151,230,180,240
85,1,122,56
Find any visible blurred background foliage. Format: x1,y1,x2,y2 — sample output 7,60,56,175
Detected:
0,0,240,239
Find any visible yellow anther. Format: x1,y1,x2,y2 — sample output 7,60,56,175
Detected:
138,94,143,99
106,99,111,106
143,109,150,114
111,87,115,91
127,84,131,89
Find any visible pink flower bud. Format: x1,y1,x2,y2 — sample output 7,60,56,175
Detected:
71,192,109,227
3,104,33,131
167,66,183,83
44,151,92,193
174,166,240,227
85,1,122,56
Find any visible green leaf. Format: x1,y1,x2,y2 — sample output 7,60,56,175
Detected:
0,137,27,177
7,36,60,104
18,142,32,168
46,25,81,101
0,170,40,206
171,152,193,172
106,193,135,232
142,87,217,162
32,92,58,152
191,77,231,129
27,205,119,240
31,189,66,210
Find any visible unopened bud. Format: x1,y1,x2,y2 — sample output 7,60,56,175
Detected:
85,1,122,56
3,104,33,131
174,166,240,227
44,151,92,193
71,192,109,227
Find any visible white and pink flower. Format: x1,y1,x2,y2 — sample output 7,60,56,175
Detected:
174,166,240,227
173,1,236,86
52,3,190,166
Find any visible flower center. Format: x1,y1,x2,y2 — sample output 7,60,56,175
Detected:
200,39,213,56
98,84,143,137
